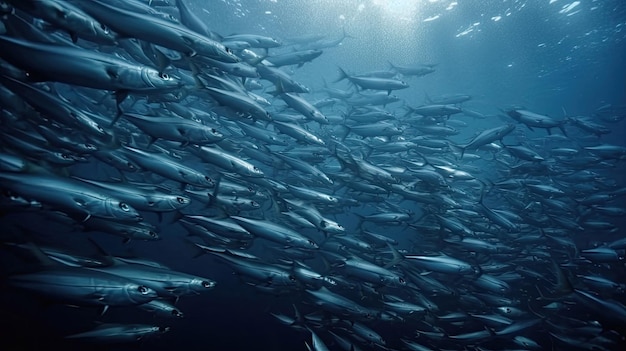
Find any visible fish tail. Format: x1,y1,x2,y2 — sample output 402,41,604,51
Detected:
341,27,355,39
183,238,208,259
334,67,349,83
558,123,568,137
424,92,433,104
448,142,465,158
402,105,415,118
338,125,350,141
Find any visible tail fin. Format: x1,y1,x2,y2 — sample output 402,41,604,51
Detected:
383,242,405,269
341,27,355,40
387,60,397,72
424,92,433,104
334,67,349,83
448,142,466,159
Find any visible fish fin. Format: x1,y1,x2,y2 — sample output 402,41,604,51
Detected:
81,212,92,223
334,67,349,83
447,143,465,158
147,136,158,148
110,90,128,126
558,123,568,137
188,60,206,89
99,305,109,316
153,47,171,75
383,242,404,269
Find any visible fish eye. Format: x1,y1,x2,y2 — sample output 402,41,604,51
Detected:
171,309,183,317
149,231,158,238
253,167,260,171
159,72,170,80
399,277,406,284
201,280,214,288
101,24,109,34
308,240,316,247
205,176,212,183
137,286,150,294
226,47,232,54
289,275,297,282
176,196,187,204
119,202,130,212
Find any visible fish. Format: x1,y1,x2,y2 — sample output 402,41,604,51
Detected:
263,49,323,67
506,108,568,135
121,113,224,146
122,145,215,189
0,35,183,111
71,0,239,62
336,67,409,95
65,323,169,343
230,215,319,249
8,0,118,44
1,3,625,350
9,266,158,311
451,124,516,157
0,172,142,222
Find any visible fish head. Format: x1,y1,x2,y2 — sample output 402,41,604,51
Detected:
194,174,215,188
396,276,407,286
70,110,110,139
166,194,192,210
127,284,158,304
86,19,118,45
78,143,99,153
131,226,160,241
247,165,265,178
139,67,185,91
321,220,345,234
100,198,142,222
215,44,242,63
189,277,217,293
304,239,319,250
268,37,282,47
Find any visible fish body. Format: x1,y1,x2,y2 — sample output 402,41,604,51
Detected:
0,172,142,222
0,35,182,93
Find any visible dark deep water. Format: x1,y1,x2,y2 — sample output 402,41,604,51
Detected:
1,1,626,350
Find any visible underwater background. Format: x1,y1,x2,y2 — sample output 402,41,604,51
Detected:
1,1,626,350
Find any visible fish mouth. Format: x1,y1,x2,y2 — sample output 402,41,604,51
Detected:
141,67,181,91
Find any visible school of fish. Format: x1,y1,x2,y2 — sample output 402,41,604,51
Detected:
1,0,626,350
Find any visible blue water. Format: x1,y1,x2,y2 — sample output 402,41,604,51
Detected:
1,1,626,350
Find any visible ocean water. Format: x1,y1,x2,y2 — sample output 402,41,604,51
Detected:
1,1,626,350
